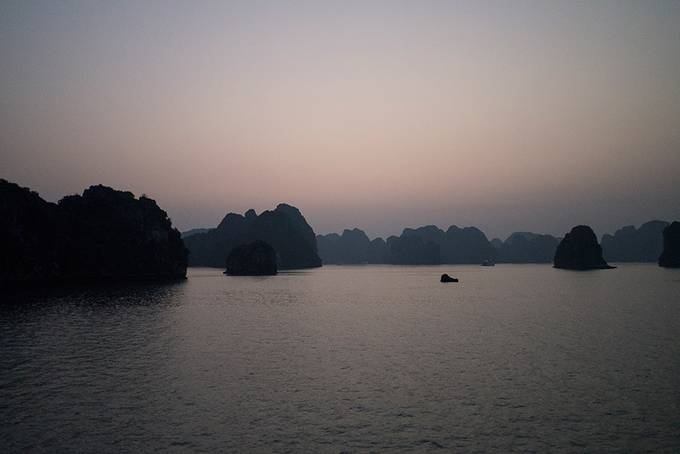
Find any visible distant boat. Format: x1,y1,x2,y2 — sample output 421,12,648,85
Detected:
481,259,495,266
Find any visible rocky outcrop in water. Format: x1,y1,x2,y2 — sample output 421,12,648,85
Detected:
0,179,188,286
184,203,321,269
554,225,613,270
225,241,277,275
658,222,680,268
601,220,668,262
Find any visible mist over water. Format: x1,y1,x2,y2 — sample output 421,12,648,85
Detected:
2,265,679,452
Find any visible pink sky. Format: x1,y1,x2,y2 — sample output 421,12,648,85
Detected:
2,1,679,239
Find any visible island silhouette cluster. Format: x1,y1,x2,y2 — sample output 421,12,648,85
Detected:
314,221,672,268
2,178,679,285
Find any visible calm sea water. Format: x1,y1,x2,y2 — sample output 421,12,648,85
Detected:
1,264,679,452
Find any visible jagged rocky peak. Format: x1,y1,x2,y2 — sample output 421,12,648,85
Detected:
274,204,317,243
342,228,370,241
554,225,614,270
244,208,257,221
184,202,321,269
217,212,246,230
658,221,680,268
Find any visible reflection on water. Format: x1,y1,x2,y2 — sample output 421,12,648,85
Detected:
1,264,679,452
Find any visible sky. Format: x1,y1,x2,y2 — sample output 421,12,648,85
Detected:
1,0,679,240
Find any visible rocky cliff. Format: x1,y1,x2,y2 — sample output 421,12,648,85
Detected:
0,180,188,286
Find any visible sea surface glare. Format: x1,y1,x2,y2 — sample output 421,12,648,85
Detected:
1,264,679,452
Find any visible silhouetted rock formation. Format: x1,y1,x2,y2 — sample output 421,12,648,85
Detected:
317,230,390,264
440,273,458,283
387,230,441,264
0,179,187,286
441,226,497,264
382,225,496,264
386,224,497,265
368,238,390,263
554,225,613,270
316,233,341,263
495,232,560,263
601,220,668,262
316,221,675,267
658,222,680,268
317,229,370,264
389,226,442,265
317,224,497,265
184,204,321,269
225,241,277,275
0,179,60,284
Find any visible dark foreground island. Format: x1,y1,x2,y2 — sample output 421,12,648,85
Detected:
0,179,188,287
554,225,614,270
658,222,680,268
225,241,277,276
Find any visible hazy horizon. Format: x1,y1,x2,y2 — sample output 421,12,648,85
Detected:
2,1,679,240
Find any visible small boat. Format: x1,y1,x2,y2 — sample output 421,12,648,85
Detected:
440,273,458,283
481,259,495,266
